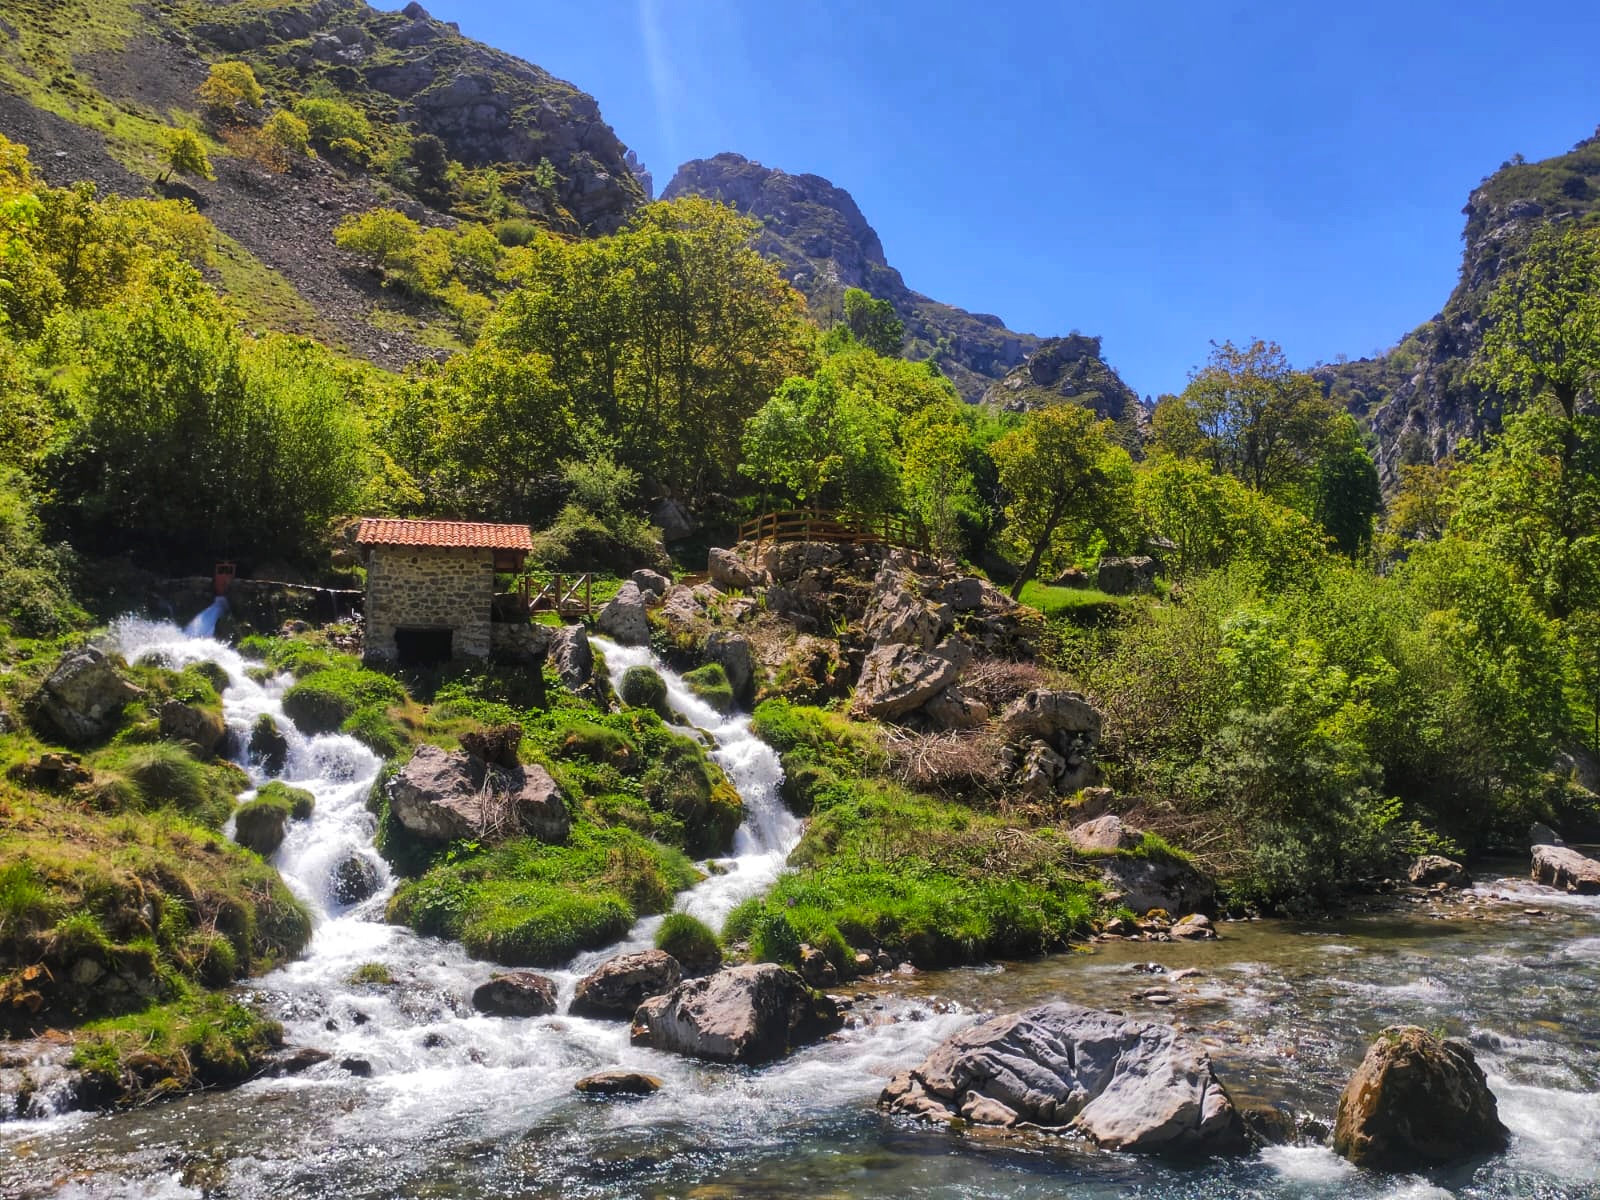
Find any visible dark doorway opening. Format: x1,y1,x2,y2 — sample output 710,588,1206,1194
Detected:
395,627,453,668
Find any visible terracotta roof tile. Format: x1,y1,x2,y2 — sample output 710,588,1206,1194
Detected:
356,518,534,551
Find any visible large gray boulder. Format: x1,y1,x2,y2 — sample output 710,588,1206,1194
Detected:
1333,1026,1508,1170
630,963,842,1064
1408,855,1469,888
597,581,651,646
1100,854,1215,916
880,1002,1247,1155
704,632,756,706
651,496,696,543
570,950,682,1019
1531,843,1600,894
34,648,143,745
708,546,768,590
924,685,989,731
1096,555,1158,595
863,564,951,649
852,642,965,720
1068,814,1141,853
387,745,570,844
1001,689,1103,743
548,624,594,690
630,568,671,598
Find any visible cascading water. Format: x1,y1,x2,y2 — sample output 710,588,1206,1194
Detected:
4,617,1599,1199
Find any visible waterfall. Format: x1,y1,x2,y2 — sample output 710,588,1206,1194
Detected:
182,596,228,640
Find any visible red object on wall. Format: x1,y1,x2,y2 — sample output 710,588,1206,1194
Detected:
213,562,236,596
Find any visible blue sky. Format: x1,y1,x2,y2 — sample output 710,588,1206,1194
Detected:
396,1,1598,398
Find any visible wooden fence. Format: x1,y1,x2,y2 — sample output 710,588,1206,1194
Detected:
736,509,928,555
517,572,594,616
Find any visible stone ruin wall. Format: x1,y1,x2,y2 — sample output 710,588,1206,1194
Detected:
365,545,493,662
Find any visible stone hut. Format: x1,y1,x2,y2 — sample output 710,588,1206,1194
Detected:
357,518,533,666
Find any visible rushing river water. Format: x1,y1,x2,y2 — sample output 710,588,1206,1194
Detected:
2,618,1597,1198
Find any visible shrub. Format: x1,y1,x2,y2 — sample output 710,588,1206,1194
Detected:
619,665,669,715
655,912,721,973
341,705,408,759
682,663,734,714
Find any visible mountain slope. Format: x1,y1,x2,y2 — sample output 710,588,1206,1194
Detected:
1318,128,1600,486
665,153,1138,408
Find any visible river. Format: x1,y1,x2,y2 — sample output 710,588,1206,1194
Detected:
1,617,1596,1199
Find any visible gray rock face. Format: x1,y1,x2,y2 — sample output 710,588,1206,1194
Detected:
1531,844,1600,894
924,685,989,730
1408,855,1470,888
34,648,143,745
1069,814,1141,853
472,971,557,1017
570,950,682,1019
1001,689,1103,742
651,497,696,543
1096,556,1158,595
1169,914,1217,940
704,631,757,706
549,624,594,690
597,581,651,646
852,642,963,720
1333,1026,1509,1170
630,568,671,598
708,546,768,590
863,564,951,649
630,962,842,1064
1100,855,1215,917
880,1002,1247,1155
387,744,570,844
1003,689,1104,798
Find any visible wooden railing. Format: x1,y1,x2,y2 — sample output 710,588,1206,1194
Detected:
517,572,594,616
737,509,928,554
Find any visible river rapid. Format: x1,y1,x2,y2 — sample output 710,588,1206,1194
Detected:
1,617,1597,1199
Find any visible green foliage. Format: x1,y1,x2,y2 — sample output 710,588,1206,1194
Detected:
292,97,371,158
740,370,899,512
89,742,237,830
281,667,405,734
387,825,695,966
349,962,392,985
654,911,721,972
70,990,282,1099
197,61,263,122
841,287,905,356
260,110,311,166
1312,414,1382,559
252,781,315,820
161,127,213,182
0,469,83,636
682,663,735,714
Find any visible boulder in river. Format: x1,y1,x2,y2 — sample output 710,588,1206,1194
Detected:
387,744,570,845
33,647,143,745
330,854,380,905
1333,1025,1509,1171
575,1070,661,1096
548,624,594,691
472,971,558,1017
249,714,289,774
158,699,227,757
1531,843,1600,894
879,1002,1248,1155
630,962,842,1064
1408,854,1470,888
570,950,682,1019
1169,914,1217,940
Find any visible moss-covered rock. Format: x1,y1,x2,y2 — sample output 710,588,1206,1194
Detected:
281,668,404,735
234,782,315,857
655,912,722,974
682,663,735,715
619,665,669,716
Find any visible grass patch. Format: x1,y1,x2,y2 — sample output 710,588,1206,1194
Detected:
282,667,405,734
87,741,241,830
1017,581,1133,623
618,664,669,716
387,824,696,967
682,663,734,715
233,781,313,856
212,230,329,342
655,911,721,973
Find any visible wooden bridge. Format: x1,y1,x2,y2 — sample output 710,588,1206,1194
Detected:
515,572,595,617
737,508,928,555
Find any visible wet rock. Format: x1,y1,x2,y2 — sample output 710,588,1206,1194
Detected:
249,714,289,774
158,700,227,757
571,950,682,1019
851,642,963,720
1333,1026,1509,1170
880,1002,1247,1155
330,854,380,905
630,568,671,598
549,624,594,691
1241,1104,1298,1146
597,581,651,646
1408,855,1470,888
388,744,570,844
798,945,838,988
234,802,290,857
472,971,558,1017
630,963,842,1064
1531,844,1600,894
708,546,767,590
339,1057,373,1077
704,632,756,706
1068,814,1141,853
575,1070,661,1096
33,647,143,745
1170,914,1217,940
1096,555,1158,595
264,1047,331,1077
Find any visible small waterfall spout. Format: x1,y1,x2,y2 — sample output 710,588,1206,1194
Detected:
183,596,229,639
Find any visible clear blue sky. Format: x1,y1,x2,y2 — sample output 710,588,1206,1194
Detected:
395,1,1598,398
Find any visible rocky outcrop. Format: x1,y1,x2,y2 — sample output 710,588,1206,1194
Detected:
548,624,594,691
33,648,143,745
1096,556,1158,595
702,631,756,707
664,154,1137,406
1068,814,1141,853
597,581,650,646
472,971,558,1017
1333,1026,1509,1170
880,1002,1247,1155
923,685,989,731
570,950,682,1020
863,563,951,649
629,963,842,1064
1001,689,1103,798
159,700,227,757
708,546,768,591
1531,844,1600,894
630,568,670,598
1408,855,1470,888
980,334,1145,441
852,642,964,720
387,744,570,844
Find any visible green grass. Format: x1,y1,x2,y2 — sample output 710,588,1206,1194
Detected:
618,664,669,716
349,962,393,986
86,742,241,830
387,824,697,967
682,663,735,714
655,911,721,972
1016,581,1130,622
282,667,406,734
212,231,330,341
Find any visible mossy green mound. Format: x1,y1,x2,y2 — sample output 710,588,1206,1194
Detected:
282,667,405,735
619,664,669,716
682,663,735,715
233,782,315,856
655,911,721,973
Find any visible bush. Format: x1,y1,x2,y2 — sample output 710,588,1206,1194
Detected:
655,911,721,973
682,663,735,714
282,668,405,734
619,664,669,715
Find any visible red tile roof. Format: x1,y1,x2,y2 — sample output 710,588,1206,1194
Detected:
356,519,534,551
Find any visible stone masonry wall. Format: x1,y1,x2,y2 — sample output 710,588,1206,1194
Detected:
365,545,493,662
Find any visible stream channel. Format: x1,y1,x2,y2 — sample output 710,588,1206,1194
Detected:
1,615,1597,1198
